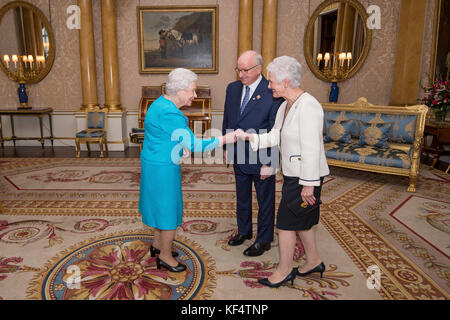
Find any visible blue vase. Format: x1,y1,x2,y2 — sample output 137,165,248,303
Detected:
18,83,28,106
329,81,339,103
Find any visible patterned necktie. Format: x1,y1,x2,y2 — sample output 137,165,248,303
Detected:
240,86,250,115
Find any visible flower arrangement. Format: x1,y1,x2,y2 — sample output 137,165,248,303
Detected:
421,76,449,121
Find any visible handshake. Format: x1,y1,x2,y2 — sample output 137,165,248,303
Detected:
218,129,252,146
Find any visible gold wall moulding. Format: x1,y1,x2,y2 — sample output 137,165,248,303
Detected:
80,104,101,111
104,104,123,112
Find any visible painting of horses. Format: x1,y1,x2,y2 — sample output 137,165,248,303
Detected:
137,5,218,74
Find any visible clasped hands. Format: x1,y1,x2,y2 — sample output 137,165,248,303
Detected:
219,128,253,145
220,129,273,180
184,129,253,158
221,130,314,198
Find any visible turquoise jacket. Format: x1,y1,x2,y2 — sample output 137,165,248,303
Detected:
141,95,219,165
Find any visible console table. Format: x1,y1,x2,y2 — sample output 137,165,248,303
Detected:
422,120,450,172
0,107,54,148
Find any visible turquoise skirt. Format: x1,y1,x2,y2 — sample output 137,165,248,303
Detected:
138,159,183,230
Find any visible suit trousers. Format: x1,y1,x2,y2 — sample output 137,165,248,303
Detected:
233,165,275,244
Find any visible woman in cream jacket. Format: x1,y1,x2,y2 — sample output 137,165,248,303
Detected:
236,56,329,287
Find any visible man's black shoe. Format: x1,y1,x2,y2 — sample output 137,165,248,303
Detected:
228,234,252,246
243,242,271,256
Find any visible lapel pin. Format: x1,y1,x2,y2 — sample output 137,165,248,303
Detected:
256,95,261,100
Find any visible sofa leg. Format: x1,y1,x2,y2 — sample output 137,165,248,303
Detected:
408,176,417,193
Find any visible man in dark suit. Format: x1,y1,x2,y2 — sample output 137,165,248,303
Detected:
222,50,283,256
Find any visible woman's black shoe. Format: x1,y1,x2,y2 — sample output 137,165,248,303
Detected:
156,257,187,272
150,245,178,258
257,268,297,288
297,262,325,278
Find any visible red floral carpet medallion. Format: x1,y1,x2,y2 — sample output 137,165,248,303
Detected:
26,232,215,300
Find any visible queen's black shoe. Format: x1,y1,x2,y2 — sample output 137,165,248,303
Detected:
296,262,325,278
150,245,179,258
156,257,186,272
257,268,297,288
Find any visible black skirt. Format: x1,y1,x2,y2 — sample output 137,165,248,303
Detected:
276,175,325,231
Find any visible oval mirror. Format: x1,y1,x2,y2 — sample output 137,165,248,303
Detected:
304,0,372,82
0,1,55,84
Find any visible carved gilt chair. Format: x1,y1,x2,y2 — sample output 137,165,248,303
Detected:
75,106,108,158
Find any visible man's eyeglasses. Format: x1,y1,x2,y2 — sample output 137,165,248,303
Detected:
235,65,259,74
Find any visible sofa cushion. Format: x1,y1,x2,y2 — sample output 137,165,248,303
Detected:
76,130,106,138
324,141,411,169
323,111,418,144
324,119,353,143
131,127,145,134
380,114,417,144
359,114,417,144
358,121,392,148
324,111,360,138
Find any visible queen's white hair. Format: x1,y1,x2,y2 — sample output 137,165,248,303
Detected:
165,68,198,96
266,56,302,88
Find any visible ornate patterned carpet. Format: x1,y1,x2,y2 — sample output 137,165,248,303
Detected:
0,158,448,300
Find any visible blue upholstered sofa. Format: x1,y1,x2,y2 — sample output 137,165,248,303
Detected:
322,98,428,192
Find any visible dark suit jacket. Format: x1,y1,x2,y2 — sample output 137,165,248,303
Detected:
222,76,283,174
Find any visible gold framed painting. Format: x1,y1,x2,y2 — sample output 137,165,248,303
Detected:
137,5,218,74
430,0,450,83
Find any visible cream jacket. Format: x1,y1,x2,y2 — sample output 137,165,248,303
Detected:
250,92,330,186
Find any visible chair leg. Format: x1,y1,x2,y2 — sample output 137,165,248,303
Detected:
104,138,109,155
430,155,438,169
75,139,81,158
86,142,91,154
99,142,104,158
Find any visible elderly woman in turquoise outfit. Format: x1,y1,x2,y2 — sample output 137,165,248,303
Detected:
139,68,236,273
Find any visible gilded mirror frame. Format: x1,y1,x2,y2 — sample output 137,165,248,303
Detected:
304,0,372,82
0,0,55,84
429,0,450,84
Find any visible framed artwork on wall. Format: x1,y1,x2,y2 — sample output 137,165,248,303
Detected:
430,0,450,83
137,5,218,74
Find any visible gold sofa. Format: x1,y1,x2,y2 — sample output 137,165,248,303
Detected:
322,98,428,192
